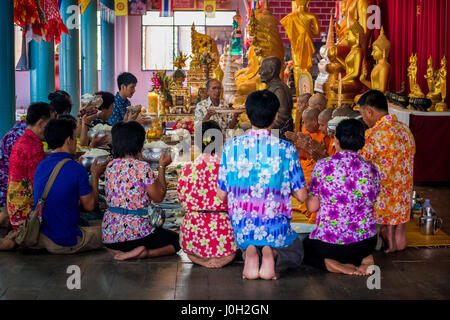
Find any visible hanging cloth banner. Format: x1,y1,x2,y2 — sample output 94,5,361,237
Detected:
204,0,216,18
159,0,173,17
129,0,147,15
80,0,92,14
100,2,116,23
115,0,128,16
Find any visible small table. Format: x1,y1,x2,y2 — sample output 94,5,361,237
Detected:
388,103,450,182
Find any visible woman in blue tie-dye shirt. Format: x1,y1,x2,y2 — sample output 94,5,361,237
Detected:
217,90,308,280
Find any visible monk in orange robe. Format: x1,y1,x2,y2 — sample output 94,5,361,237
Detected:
286,108,325,223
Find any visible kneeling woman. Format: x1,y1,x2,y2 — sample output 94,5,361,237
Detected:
178,121,237,268
102,121,180,260
304,119,381,275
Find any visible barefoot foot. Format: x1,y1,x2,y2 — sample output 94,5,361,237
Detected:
259,246,277,280
114,246,147,261
242,246,260,280
324,258,358,275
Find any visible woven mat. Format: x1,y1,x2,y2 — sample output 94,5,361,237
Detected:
291,199,450,247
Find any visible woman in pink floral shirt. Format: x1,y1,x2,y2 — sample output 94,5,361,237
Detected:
178,121,237,268
102,121,180,261
304,119,381,276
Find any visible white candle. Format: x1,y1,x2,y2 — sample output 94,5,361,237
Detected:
338,73,342,107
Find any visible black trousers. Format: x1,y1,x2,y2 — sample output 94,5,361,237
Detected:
303,235,377,270
104,227,181,252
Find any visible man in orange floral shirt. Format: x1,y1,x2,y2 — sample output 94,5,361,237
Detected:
358,90,416,253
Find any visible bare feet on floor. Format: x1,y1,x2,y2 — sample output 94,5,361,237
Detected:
380,225,396,253
259,246,277,280
0,238,15,251
114,246,147,261
242,245,260,280
354,255,375,276
324,258,358,275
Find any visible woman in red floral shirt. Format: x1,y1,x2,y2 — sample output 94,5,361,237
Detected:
178,121,237,268
0,103,54,251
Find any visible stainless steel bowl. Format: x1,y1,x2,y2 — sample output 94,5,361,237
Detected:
142,147,172,169
87,129,112,144
80,154,110,172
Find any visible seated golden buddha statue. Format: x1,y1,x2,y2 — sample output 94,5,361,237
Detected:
359,27,391,93
329,19,365,105
280,0,319,97
234,1,284,105
190,23,220,73
407,53,425,99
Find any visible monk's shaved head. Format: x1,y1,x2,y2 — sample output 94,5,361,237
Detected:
319,108,333,121
332,105,353,118
308,93,327,111
303,107,320,120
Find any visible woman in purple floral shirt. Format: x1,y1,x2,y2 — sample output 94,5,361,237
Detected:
304,119,381,276
102,121,180,260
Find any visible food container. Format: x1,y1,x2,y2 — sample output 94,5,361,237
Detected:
142,147,172,169
88,128,112,145
80,154,110,172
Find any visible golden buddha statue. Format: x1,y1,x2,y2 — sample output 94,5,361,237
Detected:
329,18,365,105
234,1,284,105
324,45,346,108
424,56,439,111
190,23,220,72
335,0,373,45
435,56,447,112
407,53,425,99
280,0,319,97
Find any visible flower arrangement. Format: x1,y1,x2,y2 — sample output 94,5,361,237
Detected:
151,70,173,101
173,118,194,134
174,51,188,70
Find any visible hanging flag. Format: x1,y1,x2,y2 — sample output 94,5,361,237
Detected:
58,0,62,9
129,0,147,15
80,0,92,14
204,0,216,18
160,0,173,17
115,0,128,16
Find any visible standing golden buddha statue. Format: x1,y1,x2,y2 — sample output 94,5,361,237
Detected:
324,45,346,108
234,1,284,105
280,0,319,97
329,18,365,106
359,27,391,93
435,56,447,112
425,56,439,111
407,53,425,99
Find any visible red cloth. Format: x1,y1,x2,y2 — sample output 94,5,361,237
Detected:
409,114,450,182
379,0,448,96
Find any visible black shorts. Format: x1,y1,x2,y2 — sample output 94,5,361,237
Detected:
303,235,377,270
104,227,181,253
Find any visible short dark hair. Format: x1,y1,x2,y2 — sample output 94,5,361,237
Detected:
44,118,77,150
206,78,221,89
245,90,280,128
111,121,145,158
198,120,222,154
57,114,77,123
95,91,115,110
48,91,72,115
357,90,388,112
26,102,53,126
335,119,365,152
117,72,137,90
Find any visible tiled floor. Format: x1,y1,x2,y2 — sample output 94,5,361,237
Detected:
1,184,449,300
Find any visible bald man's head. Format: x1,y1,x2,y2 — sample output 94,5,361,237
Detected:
308,93,327,112
302,107,320,133
318,108,333,135
332,105,353,118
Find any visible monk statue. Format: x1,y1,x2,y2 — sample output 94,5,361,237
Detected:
407,53,425,98
360,27,391,93
314,11,335,94
329,18,365,106
234,1,284,105
258,56,294,137
435,56,447,112
280,0,319,97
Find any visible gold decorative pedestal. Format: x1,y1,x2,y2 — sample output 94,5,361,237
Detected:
435,102,448,112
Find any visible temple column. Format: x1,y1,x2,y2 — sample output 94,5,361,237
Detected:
100,0,115,93
81,0,98,94
30,39,55,103
0,0,15,137
60,0,80,115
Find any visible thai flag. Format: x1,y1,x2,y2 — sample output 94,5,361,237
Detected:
160,0,173,17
